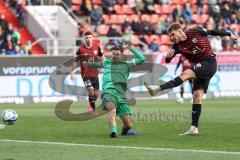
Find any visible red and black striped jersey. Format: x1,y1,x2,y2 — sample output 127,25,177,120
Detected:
172,26,213,63
75,42,103,78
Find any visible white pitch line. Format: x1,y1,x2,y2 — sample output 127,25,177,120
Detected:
0,139,240,155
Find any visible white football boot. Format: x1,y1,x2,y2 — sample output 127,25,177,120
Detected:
179,126,199,136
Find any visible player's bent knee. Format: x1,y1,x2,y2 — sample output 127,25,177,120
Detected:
193,91,204,103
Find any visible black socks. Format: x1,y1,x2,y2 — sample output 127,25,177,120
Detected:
160,76,184,91
192,104,202,127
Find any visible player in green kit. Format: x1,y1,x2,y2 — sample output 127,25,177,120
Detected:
84,42,145,138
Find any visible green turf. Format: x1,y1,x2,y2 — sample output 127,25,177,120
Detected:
0,99,240,160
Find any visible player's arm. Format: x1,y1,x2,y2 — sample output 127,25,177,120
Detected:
195,26,238,40
128,46,146,66
96,46,103,61
175,57,181,74
165,44,179,63
84,61,103,68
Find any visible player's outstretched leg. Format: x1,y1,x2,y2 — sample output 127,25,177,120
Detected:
144,69,196,96
106,102,117,138
180,89,204,136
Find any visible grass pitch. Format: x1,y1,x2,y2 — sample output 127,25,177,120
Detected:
0,99,240,160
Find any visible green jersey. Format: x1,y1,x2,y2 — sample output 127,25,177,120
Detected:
86,46,145,94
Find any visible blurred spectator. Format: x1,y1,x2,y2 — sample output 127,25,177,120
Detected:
102,0,116,14
11,28,21,46
142,16,154,35
0,14,8,32
210,36,223,52
5,34,15,55
107,25,121,37
122,27,133,42
135,0,144,14
14,45,25,55
139,35,148,50
143,0,155,14
16,3,25,27
90,5,103,31
197,0,204,14
7,23,14,35
172,4,182,21
24,41,32,55
131,17,144,35
230,12,239,24
81,0,93,16
232,0,240,11
155,18,168,35
183,3,193,23
211,5,222,28
0,27,5,54
149,39,160,52
221,3,232,24
121,17,131,33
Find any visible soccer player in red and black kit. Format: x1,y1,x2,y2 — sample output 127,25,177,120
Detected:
144,22,237,135
175,55,193,103
71,32,103,111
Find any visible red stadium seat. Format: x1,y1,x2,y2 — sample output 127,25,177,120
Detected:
190,0,197,4
110,14,119,24
114,5,123,14
71,0,82,4
149,14,160,24
160,35,172,45
161,4,172,14
130,14,140,22
118,15,127,24
143,35,151,44
200,14,209,24
92,0,102,4
154,4,162,14
97,24,109,35
70,5,83,14
141,14,151,22
159,45,170,52
103,14,111,24
172,0,187,4
192,14,201,24
159,15,168,22
122,4,135,14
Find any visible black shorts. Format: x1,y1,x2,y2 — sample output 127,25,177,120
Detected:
190,55,217,93
83,77,99,90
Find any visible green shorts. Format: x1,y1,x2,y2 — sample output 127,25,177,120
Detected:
101,90,132,116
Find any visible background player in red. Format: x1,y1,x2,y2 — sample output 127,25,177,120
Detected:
71,32,103,111
174,55,193,103
145,22,237,135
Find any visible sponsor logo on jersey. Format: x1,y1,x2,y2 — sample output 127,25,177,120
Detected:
192,38,198,43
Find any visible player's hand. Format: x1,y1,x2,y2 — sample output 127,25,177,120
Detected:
70,73,75,81
230,34,238,41
167,49,175,58
82,61,87,65
124,41,132,49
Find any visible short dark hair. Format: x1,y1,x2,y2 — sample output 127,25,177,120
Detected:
167,22,182,33
111,45,124,52
84,31,92,36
